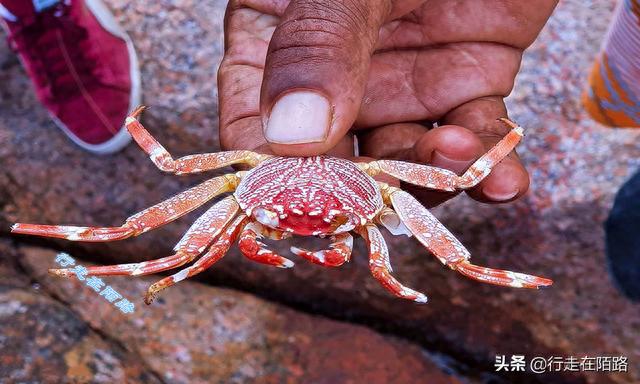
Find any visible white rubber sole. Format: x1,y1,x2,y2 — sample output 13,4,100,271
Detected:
0,3,17,21
51,0,142,155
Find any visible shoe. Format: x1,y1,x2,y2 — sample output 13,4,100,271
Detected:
1,0,141,154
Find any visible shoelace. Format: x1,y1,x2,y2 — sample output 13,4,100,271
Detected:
6,4,99,100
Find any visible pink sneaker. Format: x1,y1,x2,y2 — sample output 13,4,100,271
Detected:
1,0,141,154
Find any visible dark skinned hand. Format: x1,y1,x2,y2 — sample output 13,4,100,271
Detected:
218,0,558,207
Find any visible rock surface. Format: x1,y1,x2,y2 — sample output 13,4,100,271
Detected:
0,1,638,383
0,241,162,383
2,245,462,384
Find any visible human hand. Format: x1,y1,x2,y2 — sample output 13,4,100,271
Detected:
218,0,557,207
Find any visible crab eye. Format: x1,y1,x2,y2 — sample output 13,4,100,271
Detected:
254,208,280,228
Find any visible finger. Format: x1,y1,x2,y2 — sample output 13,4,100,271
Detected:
219,3,359,159
378,0,558,50
442,96,530,203
261,0,392,156
359,123,485,207
355,42,523,128
237,0,426,19
358,122,430,159
387,0,428,20
218,5,277,153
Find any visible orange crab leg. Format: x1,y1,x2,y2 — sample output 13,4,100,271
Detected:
456,118,524,189
48,197,240,277
291,232,353,267
365,118,523,191
11,174,238,242
126,106,267,175
238,222,294,268
453,262,551,289
358,224,429,303
10,225,133,242
388,188,553,288
144,214,249,304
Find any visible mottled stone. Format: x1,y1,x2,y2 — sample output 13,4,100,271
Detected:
16,246,462,384
0,1,638,384
0,246,161,383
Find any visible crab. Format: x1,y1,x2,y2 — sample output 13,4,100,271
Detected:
12,106,552,304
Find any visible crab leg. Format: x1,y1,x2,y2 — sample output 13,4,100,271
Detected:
126,106,268,175
48,197,240,277
11,174,239,242
291,233,353,267
388,188,553,288
364,118,523,192
144,214,249,304
238,222,294,268
358,224,429,303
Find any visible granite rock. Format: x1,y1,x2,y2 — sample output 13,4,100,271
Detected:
6,246,463,384
0,241,162,383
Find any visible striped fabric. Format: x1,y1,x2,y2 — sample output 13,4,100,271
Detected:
583,0,640,128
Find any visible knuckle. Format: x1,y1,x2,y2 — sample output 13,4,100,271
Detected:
298,0,377,37
269,20,352,64
267,0,382,66
267,35,343,71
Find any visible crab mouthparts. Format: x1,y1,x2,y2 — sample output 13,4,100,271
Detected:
253,207,355,236
254,208,280,228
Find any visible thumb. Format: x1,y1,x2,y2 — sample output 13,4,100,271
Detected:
261,0,391,156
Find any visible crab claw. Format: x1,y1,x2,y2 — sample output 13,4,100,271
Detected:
238,223,295,268
291,233,353,267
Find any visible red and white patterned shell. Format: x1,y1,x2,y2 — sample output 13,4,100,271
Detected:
234,156,383,221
